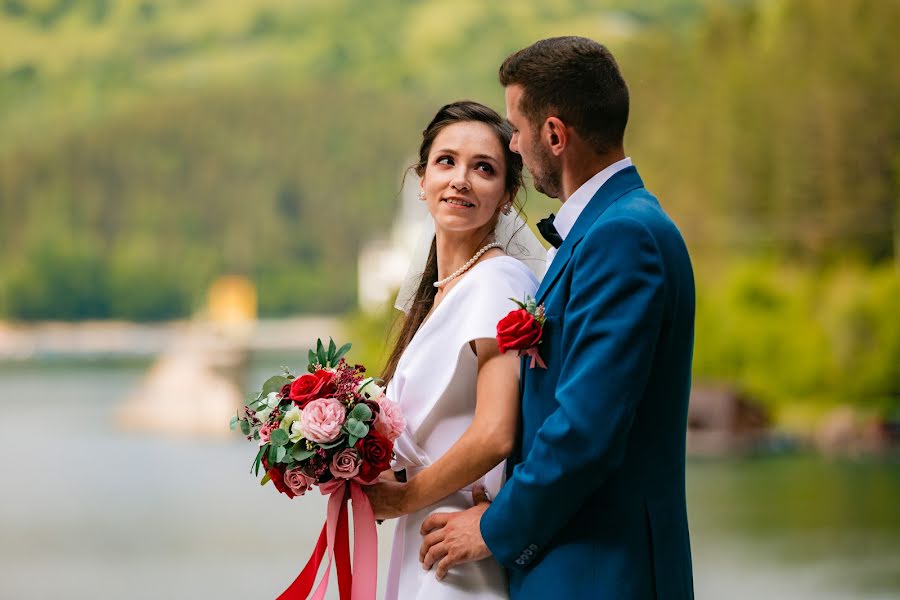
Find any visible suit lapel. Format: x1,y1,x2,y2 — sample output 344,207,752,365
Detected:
534,166,644,304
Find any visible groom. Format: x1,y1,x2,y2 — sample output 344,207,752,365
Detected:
419,37,695,598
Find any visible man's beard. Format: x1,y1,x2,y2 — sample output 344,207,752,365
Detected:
528,141,562,199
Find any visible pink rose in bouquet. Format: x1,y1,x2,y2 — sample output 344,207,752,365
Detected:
373,395,406,442
330,448,362,480
262,458,296,499
258,422,276,444
299,397,346,443
284,466,315,496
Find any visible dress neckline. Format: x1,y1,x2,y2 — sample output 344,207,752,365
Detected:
393,255,522,380
417,255,519,333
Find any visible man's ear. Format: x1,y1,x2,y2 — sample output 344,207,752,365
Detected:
545,117,567,156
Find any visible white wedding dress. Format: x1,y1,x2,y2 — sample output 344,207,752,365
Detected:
384,255,539,600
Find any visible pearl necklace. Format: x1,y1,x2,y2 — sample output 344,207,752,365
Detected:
433,242,503,288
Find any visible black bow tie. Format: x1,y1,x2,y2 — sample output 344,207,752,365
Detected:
537,214,563,249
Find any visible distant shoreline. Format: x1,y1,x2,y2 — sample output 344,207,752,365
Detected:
0,317,345,361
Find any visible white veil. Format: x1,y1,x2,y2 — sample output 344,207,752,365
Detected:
394,211,546,313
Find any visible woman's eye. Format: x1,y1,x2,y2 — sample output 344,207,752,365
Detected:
476,162,494,174
436,156,453,165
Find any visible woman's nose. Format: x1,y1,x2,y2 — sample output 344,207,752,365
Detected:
450,169,470,191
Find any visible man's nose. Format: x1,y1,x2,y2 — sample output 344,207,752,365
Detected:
509,134,520,154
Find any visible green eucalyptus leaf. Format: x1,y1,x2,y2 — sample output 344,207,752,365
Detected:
275,445,287,462
239,420,251,436
319,437,345,449
291,445,315,461
347,435,360,447
262,375,290,396
345,418,369,438
229,415,239,430
270,428,289,447
350,403,372,421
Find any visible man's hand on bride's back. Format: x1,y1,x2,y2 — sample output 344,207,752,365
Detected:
419,484,493,580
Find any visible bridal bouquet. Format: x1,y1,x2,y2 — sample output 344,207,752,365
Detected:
231,338,405,600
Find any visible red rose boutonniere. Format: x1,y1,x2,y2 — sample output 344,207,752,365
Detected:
496,296,548,369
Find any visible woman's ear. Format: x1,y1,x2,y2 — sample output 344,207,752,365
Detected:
497,189,516,216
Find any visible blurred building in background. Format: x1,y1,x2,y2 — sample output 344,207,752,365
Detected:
357,167,429,313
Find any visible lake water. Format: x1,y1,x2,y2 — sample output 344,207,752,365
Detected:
1,356,898,599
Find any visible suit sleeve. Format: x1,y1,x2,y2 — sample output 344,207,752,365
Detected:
480,217,666,570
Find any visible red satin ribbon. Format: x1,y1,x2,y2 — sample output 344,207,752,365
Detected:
276,480,378,600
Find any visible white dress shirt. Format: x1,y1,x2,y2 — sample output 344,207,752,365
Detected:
545,157,633,268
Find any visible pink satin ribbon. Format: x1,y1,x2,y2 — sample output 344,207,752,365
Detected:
521,346,547,369
276,479,378,600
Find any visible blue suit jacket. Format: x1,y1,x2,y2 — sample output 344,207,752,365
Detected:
480,167,695,599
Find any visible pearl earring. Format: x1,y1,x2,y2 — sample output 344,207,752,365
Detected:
502,204,512,215
417,191,426,200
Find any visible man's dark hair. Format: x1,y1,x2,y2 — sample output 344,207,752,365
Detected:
499,36,629,155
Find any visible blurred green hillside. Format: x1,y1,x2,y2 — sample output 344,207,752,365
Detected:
0,0,702,317
1,0,898,414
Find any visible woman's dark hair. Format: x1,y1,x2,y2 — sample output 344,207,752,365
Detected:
499,36,629,155
381,100,524,383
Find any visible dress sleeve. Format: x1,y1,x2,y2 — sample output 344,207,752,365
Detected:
393,259,539,436
453,261,539,345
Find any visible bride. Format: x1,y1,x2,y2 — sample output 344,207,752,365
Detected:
364,100,544,599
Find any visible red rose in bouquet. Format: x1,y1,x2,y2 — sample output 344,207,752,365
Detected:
496,309,543,353
355,430,394,483
288,369,337,408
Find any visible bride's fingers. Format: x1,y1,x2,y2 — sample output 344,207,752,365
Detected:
419,529,446,563
422,541,448,570
420,512,452,535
